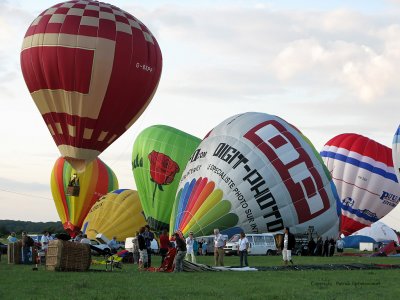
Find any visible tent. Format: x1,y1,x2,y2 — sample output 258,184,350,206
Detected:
352,221,400,243
342,235,376,249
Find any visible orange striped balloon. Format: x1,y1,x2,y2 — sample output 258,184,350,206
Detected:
50,157,118,237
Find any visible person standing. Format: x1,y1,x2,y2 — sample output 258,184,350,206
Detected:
159,229,169,265
329,237,335,256
237,232,249,268
202,239,207,256
322,237,329,257
197,240,203,256
40,231,50,252
108,236,119,253
132,232,140,264
280,227,295,266
336,237,345,256
173,231,187,272
315,236,323,256
143,225,154,268
7,232,18,243
213,229,227,266
185,232,196,263
308,238,316,256
193,238,199,257
137,227,148,270
21,232,32,264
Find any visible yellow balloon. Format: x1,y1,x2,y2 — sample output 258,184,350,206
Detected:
82,189,147,240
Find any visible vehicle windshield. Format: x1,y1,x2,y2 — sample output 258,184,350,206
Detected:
228,234,240,243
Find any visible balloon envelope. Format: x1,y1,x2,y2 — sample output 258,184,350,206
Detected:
170,112,340,237
320,133,400,235
82,189,147,240
132,125,201,230
51,157,118,237
21,0,162,171
393,125,400,182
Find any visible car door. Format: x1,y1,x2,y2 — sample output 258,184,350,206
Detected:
265,236,276,254
251,236,265,255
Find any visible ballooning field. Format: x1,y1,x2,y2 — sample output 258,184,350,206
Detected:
0,255,399,299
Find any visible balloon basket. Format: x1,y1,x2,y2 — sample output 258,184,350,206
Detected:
66,186,80,197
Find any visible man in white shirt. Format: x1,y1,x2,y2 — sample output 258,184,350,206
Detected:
281,227,295,266
40,231,50,252
237,232,249,267
214,228,227,266
185,232,196,263
336,237,345,256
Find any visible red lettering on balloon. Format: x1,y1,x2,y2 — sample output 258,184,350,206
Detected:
244,120,330,223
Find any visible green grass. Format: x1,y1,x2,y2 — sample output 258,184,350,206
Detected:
1,254,399,300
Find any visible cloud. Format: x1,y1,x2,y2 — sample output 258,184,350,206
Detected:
118,5,400,107
0,176,50,195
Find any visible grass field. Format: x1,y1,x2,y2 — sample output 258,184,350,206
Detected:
0,253,399,300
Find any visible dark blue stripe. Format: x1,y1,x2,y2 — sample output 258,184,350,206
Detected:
320,151,398,183
393,126,400,143
339,203,379,223
396,126,400,136
112,189,129,194
82,221,88,234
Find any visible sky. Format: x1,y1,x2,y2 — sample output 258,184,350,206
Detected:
1,0,400,231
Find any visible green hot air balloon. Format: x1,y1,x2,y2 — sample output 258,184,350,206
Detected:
132,125,201,230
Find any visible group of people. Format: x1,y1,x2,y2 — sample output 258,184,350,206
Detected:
172,228,232,272
6,231,54,264
128,227,238,272
5,227,347,270
131,225,155,270
307,236,345,257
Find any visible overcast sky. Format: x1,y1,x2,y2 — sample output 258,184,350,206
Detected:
1,0,400,231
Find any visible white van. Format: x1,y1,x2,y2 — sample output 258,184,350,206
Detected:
224,233,278,256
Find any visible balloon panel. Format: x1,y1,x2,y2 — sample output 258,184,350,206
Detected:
21,1,162,169
170,112,340,238
50,157,118,237
82,189,147,240
133,125,201,230
393,125,400,183
321,133,400,235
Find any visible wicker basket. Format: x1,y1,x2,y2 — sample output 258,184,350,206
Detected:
7,241,22,264
46,240,91,271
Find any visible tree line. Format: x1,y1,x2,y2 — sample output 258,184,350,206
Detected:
0,220,66,237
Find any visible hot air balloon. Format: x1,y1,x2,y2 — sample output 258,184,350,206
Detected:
320,133,400,235
393,125,400,182
21,0,162,172
82,189,147,240
170,112,340,238
132,125,201,230
51,157,118,237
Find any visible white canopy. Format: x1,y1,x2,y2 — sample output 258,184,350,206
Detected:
352,221,399,242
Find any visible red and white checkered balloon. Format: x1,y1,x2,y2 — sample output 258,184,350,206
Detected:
21,0,162,171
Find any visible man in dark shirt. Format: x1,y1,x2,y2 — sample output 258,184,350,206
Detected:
137,227,147,270
143,225,154,268
173,231,187,272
